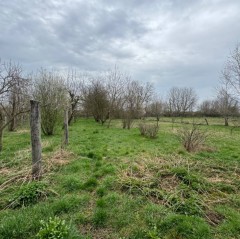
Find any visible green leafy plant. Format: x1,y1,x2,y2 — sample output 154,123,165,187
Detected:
36,217,70,239
8,182,47,208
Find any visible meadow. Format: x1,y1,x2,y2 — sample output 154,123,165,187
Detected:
0,117,240,239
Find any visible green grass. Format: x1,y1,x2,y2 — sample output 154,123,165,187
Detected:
0,117,240,238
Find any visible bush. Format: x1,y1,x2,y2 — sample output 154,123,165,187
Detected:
36,217,69,239
178,124,207,152
139,122,159,139
34,70,67,136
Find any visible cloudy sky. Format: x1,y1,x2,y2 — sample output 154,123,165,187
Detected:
1,0,240,101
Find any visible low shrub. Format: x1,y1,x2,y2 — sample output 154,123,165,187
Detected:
139,122,159,139
178,124,207,152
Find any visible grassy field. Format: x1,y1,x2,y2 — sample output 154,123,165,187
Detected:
0,117,240,239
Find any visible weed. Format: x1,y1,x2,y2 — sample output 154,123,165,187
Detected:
36,217,70,239
8,182,47,208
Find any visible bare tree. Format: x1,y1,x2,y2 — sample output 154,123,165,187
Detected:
199,100,219,117
83,78,110,125
0,60,30,151
105,67,127,127
216,84,238,126
122,80,153,129
8,73,30,131
222,44,240,98
65,70,85,125
146,96,166,126
167,87,197,117
34,69,67,135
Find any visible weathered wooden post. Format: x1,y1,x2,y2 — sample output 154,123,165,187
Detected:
0,110,4,152
64,109,69,145
30,100,42,180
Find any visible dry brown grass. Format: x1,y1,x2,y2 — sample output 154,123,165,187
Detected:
118,155,188,204
0,148,74,193
117,154,240,227
46,148,73,168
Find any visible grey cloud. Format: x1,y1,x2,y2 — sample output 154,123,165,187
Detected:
1,0,240,101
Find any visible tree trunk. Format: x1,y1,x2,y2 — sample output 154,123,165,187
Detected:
224,117,229,126
0,110,4,151
9,93,17,131
64,109,69,145
0,128,3,152
205,118,209,125
68,103,75,125
156,115,159,127
30,100,42,180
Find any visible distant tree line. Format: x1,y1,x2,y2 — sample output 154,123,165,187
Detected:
0,44,240,150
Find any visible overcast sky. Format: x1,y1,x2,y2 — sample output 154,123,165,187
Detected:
1,0,240,101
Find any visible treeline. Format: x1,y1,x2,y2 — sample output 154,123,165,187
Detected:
0,44,240,149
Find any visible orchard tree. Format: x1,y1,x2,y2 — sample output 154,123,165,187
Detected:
122,80,153,129
216,85,238,126
65,70,85,125
167,87,197,117
146,97,166,126
105,67,126,127
34,69,67,135
199,100,219,117
222,43,240,98
0,60,29,151
83,78,110,125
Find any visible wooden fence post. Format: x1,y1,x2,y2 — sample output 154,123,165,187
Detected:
64,109,69,145
30,100,42,180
